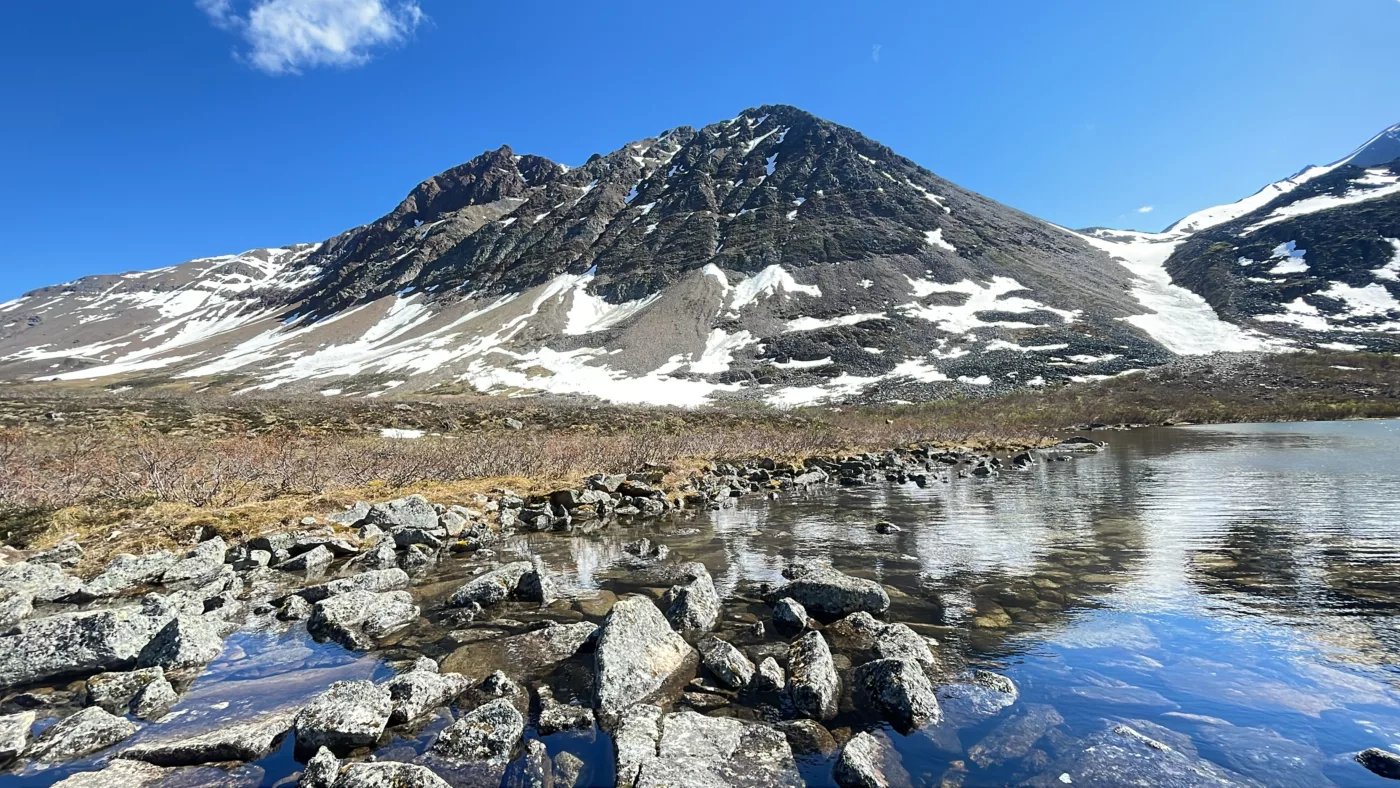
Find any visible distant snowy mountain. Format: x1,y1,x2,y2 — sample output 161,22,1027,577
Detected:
1,108,1396,406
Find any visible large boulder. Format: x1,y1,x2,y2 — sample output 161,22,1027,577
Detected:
0,561,82,602
429,697,523,763
295,680,392,752
334,762,452,787
786,631,839,722
0,605,169,689
850,658,940,733
81,552,177,598
297,568,410,604
0,710,34,763
833,731,910,788
307,590,419,650
594,597,698,726
766,560,889,619
697,636,755,690
661,562,721,635
620,709,803,788
118,709,296,766
447,562,538,609
366,495,439,531
25,706,138,763
136,615,225,671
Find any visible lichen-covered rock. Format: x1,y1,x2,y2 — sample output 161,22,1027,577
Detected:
851,658,940,733
429,697,523,763
295,680,392,751
553,750,585,788
829,612,936,667
631,711,803,788
833,731,910,788
366,495,439,531
278,545,334,574
129,675,179,720
51,759,170,787
328,501,371,527
612,704,663,788
278,595,314,621
536,686,594,734
697,636,755,690
447,562,534,609
0,605,170,689
0,561,82,602
300,746,340,788
26,706,138,763
594,597,698,726
0,589,34,632
28,540,82,568
307,590,418,650
136,615,225,671
119,709,296,766
777,719,838,757
767,560,889,619
662,562,721,635
515,557,555,605
353,538,399,572
85,666,166,713
333,762,451,788
753,657,785,694
0,710,34,763
771,597,809,637
441,621,596,679
386,665,471,724
787,631,838,722
160,538,228,585
82,552,177,599
297,568,410,604
513,738,553,788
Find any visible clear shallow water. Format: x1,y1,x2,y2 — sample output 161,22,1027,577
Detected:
7,420,1400,786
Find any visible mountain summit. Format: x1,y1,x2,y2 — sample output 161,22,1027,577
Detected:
1,107,1396,406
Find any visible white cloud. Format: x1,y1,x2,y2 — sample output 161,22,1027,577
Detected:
197,0,425,75
871,44,881,62
1136,205,1154,213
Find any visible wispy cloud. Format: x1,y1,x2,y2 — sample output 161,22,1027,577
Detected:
197,0,425,75
871,44,882,63
1136,205,1154,214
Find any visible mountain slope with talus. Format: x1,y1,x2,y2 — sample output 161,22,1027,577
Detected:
1,107,1390,406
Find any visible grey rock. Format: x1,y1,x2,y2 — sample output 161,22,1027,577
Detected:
661,562,721,635
447,561,533,608
786,631,839,722
874,521,901,534
51,759,170,787
85,666,166,712
333,762,451,788
516,557,555,605
612,704,662,788
939,670,1019,723
0,710,35,763
354,538,399,572
536,686,594,734
754,657,785,693
834,731,910,788
1358,748,1400,780
439,510,468,538
279,545,334,574
300,746,340,788
771,597,809,637
278,595,314,621
777,719,838,757
767,560,889,619
232,549,272,571
119,709,296,765
386,666,471,724
367,495,439,531
161,537,228,585
83,552,177,598
26,705,138,762
0,589,34,632
430,697,523,763
295,680,392,751
440,621,597,680
298,567,410,603
553,751,585,788
0,561,82,602
512,738,553,788
632,710,803,788
129,675,179,719
28,540,82,568
830,612,937,667
851,658,940,733
328,501,372,526
390,527,444,551
1023,723,1262,787
697,636,755,690
968,703,1065,767
594,596,698,726
136,614,225,670
0,605,170,688
402,544,437,576
307,589,419,650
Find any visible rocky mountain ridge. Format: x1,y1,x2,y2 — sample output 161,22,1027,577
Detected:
1,106,1396,406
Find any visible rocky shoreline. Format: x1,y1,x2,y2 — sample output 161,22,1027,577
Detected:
2,433,1334,787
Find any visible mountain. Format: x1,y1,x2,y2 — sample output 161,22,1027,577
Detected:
1,107,1395,406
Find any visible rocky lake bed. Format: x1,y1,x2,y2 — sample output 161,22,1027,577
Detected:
2,422,1400,786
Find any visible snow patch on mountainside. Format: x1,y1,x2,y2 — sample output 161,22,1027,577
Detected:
1243,170,1400,234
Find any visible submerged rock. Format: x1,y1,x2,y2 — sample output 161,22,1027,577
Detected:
441,621,596,679
51,759,170,787
594,596,698,726
430,697,523,763
767,560,889,619
787,631,839,722
969,703,1065,767
834,731,910,788
939,670,1019,724
1024,723,1261,787
851,658,940,733
777,719,838,757
295,680,392,752
119,710,296,766
553,750,585,788
629,710,803,788
26,705,138,762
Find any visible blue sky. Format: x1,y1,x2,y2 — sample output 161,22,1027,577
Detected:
2,0,1398,300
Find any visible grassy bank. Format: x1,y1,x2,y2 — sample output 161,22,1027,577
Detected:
2,350,1395,567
